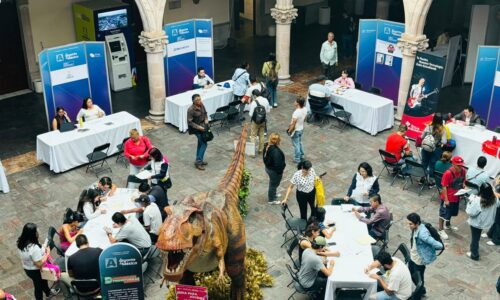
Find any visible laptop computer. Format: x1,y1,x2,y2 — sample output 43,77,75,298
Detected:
60,122,75,132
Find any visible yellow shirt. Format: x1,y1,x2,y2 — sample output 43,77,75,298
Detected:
262,61,281,78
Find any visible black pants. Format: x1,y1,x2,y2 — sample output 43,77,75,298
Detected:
322,63,335,80
409,259,426,296
265,168,283,202
296,188,316,221
470,226,482,259
25,269,50,300
306,272,328,300
487,207,500,245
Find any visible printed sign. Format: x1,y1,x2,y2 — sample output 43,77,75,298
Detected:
175,284,208,300
99,243,144,300
401,52,446,139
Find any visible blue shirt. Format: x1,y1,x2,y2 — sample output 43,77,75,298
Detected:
466,166,490,187
231,68,250,96
413,224,443,265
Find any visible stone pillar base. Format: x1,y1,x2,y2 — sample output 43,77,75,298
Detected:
278,76,293,86
146,111,165,124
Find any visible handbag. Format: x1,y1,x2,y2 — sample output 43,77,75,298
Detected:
40,255,60,281
314,176,325,208
202,124,214,142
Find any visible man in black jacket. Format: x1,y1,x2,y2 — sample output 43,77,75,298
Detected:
187,94,209,170
452,105,482,125
263,133,286,204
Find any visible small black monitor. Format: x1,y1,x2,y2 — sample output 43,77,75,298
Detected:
109,41,122,52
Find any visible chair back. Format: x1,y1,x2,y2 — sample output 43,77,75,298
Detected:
308,95,330,111
71,279,100,296
379,149,398,165
287,237,301,270
354,82,362,89
392,243,411,264
93,143,110,153
404,158,423,169
495,127,500,133
228,100,240,107
331,102,345,111
47,226,65,257
368,87,381,95
216,105,230,113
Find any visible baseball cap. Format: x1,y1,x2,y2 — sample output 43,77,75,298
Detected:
451,156,464,166
313,236,327,247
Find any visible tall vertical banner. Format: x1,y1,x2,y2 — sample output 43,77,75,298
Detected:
164,19,214,96
355,19,404,105
470,46,500,130
99,243,144,300
39,42,112,130
401,52,446,139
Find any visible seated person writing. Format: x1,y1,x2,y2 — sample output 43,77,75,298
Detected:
105,212,152,257
452,105,482,125
332,162,379,207
58,210,83,253
365,251,413,300
88,176,117,200
308,75,332,115
59,234,102,300
299,223,340,263
310,207,336,239
133,195,162,243
52,106,72,131
353,194,391,240
297,236,335,299
139,182,168,221
193,67,214,89
76,189,107,221
76,97,104,122
333,70,355,89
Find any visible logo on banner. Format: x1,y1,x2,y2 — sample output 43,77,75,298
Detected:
56,54,64,62
198,29,208,34
105,258,118,268
179,28,189,35
172,29,178,36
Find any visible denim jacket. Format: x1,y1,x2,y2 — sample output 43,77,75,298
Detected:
414,224,443,265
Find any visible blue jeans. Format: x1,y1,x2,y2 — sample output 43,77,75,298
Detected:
421,148,441,179
375,291,400,300
195,132,207,163
266,81,278,106
291,130,304,162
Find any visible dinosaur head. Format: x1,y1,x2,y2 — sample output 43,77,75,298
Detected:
156,193,206,282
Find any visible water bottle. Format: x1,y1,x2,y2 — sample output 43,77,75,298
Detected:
493,135,497,145
79,117,83,128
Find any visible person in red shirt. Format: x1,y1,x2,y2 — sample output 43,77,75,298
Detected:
438,156,466,240
385,124,413,171
124,128,153,187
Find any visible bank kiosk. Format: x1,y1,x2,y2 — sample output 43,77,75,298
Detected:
105,33,132,91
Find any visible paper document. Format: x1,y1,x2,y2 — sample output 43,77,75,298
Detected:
454,189,471,196
341,204,354,212
135,170,152,180
357,234,376,245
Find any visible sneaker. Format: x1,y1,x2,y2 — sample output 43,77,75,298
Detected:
276,193,282,198
466,251,479,261
486,241,496,246
273,104,278,108
438,230,449,240
481,233,488,238
444,225,458,231
194,163,205,171
201,161,208,166
268,201,281,205
47,288,60,299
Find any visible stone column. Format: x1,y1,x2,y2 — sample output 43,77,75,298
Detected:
376,0,391,19
271,1,297,86
134,0,167,122
17,0,39,87
395,0,432,120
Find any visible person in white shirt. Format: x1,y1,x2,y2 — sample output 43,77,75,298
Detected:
76,188,107,221
193,67,214,89
136,195,163,243
365,251,413,300
308,75,333,115
320,32,338,80
248,90,271,153
287,97,308,163
76,97,105,122
243,76,263,103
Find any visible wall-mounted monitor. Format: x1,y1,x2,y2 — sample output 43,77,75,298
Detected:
109,41,122,52
97,9,128,32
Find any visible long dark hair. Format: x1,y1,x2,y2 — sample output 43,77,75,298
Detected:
81,97,91,109
478,183,496,208
358,162,373,177
149,148,163,161
431,113,443,135
17,223,40,251
77,189,99,213
304,223,320,237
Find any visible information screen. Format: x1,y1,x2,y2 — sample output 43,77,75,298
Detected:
98,9,128,31
109,41,122,52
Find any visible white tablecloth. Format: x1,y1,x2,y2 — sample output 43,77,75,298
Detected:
328,85,394,135
65,188,139,259
36,112,142,173
447,123,500,177
0,160,9,193
324,205,377,300
164,81,234,132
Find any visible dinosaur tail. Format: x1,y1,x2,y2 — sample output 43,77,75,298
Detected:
219,123,248,202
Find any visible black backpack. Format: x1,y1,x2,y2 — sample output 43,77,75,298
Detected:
424,223,445,256
259,83,272,101
252,100,267,124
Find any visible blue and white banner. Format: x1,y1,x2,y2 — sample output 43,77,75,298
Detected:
355,19,404,105
39,42,112,130
470,46,500,130
164,19,214,96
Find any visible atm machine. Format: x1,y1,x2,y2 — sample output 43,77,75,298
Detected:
105,33,132,91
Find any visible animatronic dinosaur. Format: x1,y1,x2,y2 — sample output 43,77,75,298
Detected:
156,125,248,300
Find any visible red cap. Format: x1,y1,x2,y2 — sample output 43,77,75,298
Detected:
451,156,464,166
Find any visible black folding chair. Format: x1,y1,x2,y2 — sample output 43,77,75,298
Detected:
378,149,403,186
86,143,112,177
281,204,307,247
402,159,428,196
227,100,242,126
209,105,230,135
286,264,317,300
354,82,362,89
287,236,301,271
376,213,393,251
335,288,367,299
115,137,129,167
494,127,500,133
331,102,351,132
392,243,411,264
70,279,101,300
47,226,65,257
368,86,382,95
432,170,444,201
308,95,333,127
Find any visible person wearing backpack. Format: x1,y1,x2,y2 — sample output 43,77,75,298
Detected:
262,53,280,107
438,156,466,240
407,213,444,298
248,89,270,153
465,183,500,261
420,114,446,187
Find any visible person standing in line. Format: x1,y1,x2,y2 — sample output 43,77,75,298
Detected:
281,160,317,221
320,32,338,80
249,89,271,154
232,62,251,119
288,97,308,163
420,114,446,187
406,213,444,298
262,53,280,107
263,133,286,204
485,173,500,246
187,94,209,171
465,183,499,261
17,223,59,300
124,128,153,186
